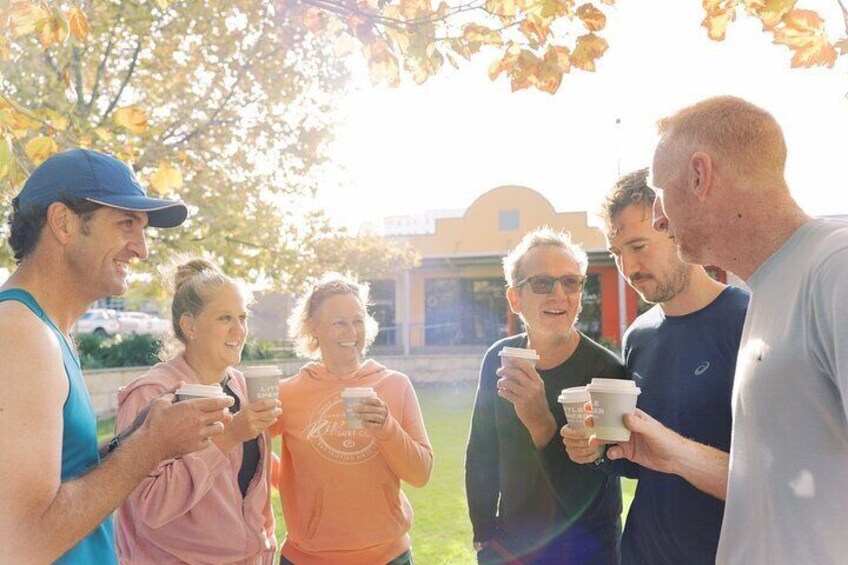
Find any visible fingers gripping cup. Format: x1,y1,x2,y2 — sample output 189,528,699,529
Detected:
175,383,228,402
341,387,378,430
586,378,641,442
498,346,540,369
242,365,283,403
559,386,591,437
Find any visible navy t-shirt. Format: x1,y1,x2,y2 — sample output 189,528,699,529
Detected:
611,286,749,565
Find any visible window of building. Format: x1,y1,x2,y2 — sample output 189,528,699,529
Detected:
575,273,602,341
499,209,519,231
367,279,396,347
425,278,508,346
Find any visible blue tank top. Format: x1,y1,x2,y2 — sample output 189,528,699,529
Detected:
0,289,116,564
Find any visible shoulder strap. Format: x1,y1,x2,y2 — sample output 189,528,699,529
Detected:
0,288,46,319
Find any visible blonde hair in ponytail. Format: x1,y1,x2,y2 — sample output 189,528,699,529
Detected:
158,256,251,360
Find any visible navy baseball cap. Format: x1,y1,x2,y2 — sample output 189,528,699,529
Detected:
16,148,188,228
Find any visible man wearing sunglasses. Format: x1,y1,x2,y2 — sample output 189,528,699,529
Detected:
466,228,626,564
560,168,749,565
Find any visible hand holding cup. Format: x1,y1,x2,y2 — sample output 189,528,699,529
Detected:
353,396,390,430
560,400,602,464
224,399,282,443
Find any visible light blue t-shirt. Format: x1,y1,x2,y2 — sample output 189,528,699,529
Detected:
717,219,848,564
0,289,116,564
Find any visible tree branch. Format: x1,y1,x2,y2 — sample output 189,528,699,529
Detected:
42,51,64,82
72,47,86,116
167,47,277,148
100,38,143,123
87,29,118,112
837,0,848,36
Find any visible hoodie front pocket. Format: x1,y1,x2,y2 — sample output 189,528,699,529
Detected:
305,487,324,539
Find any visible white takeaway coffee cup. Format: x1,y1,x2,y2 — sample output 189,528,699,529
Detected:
341,387,378,429
175,383,228,402
498,346,541,368
242,365,283,403
586,378,641,442
558,386,592,437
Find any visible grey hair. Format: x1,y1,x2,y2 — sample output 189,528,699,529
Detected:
502,227,589,286
288,272,379,360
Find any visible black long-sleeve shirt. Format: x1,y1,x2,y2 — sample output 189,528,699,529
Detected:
465,333,626,563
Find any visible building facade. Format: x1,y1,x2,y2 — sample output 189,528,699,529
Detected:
370,185,643,354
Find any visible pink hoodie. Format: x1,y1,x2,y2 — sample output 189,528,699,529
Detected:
269,360,433,565
114,355,276,564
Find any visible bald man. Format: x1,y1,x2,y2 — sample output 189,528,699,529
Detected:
641,96,848,563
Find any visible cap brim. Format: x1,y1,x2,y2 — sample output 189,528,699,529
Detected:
86,196,189,228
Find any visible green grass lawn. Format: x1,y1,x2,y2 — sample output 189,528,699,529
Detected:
99,382,635,564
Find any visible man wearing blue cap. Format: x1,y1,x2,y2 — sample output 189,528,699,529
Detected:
0,149,234,563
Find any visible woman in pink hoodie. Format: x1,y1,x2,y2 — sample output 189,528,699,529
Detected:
270,273,433,565
115,259,282,564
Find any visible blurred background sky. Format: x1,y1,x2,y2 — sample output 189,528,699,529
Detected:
318,0,848,233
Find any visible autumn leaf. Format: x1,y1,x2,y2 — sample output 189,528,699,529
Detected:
8,1,49,39
537,46,572,93
555,0,575,17
37,7,69,48
0,36,9,61
773,10,837,68
303,7,329,34
488,43,520,81
94,127,113,141
150,161,183,192
363,40,401,87
0,135,13,180
40,109,68,132
486,0,519,20
525,0,559,19
113,106,148,135
25,136,60,165
702,0,738,41
509,49,541,91
333,32,359,57
65,6,89,41
576,3,606,32
545,44,571,73
463,23,503,50
400,0,432,21
570,32,608,71
536,58,563,93
752,0,795,30
519,14,554,46
836,38,848,56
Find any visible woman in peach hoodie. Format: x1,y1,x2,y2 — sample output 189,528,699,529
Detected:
270,273,433,565
115,259,282,564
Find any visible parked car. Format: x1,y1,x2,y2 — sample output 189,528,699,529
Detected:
74,309,120,337
117,311,170,336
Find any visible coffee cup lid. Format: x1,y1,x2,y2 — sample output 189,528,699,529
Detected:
498,347,540,361
341,387,376,397
241,365,282,378
176,383,227,397
558,386,590,403
586,378,640,395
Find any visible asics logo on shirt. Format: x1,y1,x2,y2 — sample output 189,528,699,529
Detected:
694,361,711,376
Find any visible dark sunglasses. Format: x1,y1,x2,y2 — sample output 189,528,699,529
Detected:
515,275,587,295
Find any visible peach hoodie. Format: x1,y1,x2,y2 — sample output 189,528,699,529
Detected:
270,359,433,564
114,355,276,564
